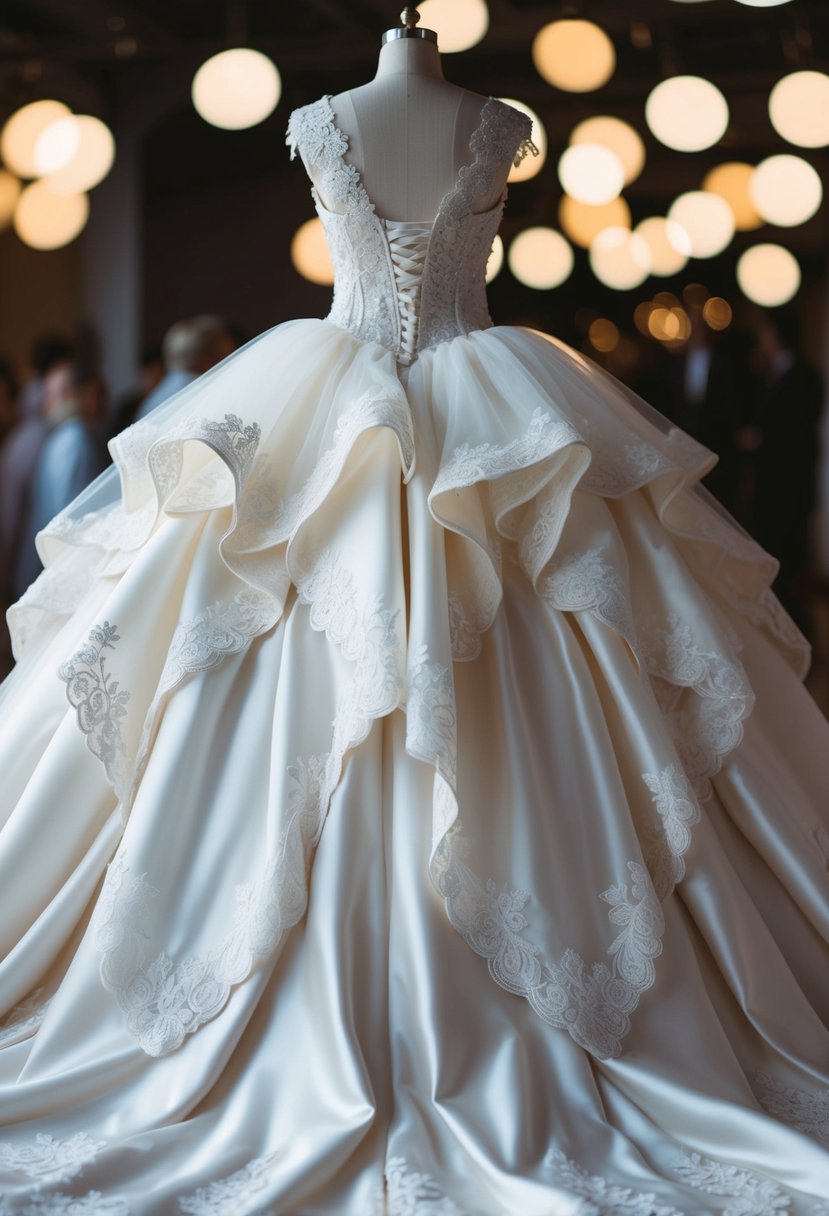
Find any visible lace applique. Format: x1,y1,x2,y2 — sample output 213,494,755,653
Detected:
432,408,580,499
447,592,491,662
637,612,753,801
541,546,635,648
21,1194,130,1215
714,581,809,678
0,988,51,1048
59,622,131,800
581,436,674,498
0,1133,105,1187
178,1152,280,1215
543,1149,684,1216
406,651,458,786
641,766,701,900
755,1072,829,1144
672,1152,790,1216
384,1158,465,1216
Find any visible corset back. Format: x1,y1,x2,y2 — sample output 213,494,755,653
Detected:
287,95,533,366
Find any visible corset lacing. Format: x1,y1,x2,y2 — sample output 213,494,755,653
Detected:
383,219,433,366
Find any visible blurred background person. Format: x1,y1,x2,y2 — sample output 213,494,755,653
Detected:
111,344,164,436
739,308,824,638
0,359,18,446
134,315,235,422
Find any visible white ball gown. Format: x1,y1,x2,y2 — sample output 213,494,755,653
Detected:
0,93,828,1216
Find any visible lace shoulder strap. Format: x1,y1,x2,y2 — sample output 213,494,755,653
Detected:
286,96,372,216
481,99,537,169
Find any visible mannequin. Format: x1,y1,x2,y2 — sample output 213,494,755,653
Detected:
325,10,506,220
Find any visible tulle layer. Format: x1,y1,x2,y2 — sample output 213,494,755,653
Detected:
1,320,828,1211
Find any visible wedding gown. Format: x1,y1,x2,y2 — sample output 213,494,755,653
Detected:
1,93,828,1216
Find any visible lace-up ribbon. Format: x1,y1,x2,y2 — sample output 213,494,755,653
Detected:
382,219,433,365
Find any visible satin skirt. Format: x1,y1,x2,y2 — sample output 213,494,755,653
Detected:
1,319,828,1214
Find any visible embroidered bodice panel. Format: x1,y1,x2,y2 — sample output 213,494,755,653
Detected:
287,95,532,366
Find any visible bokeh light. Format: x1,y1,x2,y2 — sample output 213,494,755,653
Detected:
13,180,89,249
0,171,22,230
645,76,729,152
532,20,616,93
736,244,801,306
559,195,632,249
291,217,334,285
38,115,115,193
508,227,574,289
558,143,624,206
0,100,71,178
702,162,762,230
588,318,620,352
418,0,489,52
648,306,692,344
499,98,546,183
634,217,691,276
750,154,823,227
769,71,829,148
570,116,645,185
667,191,735,258
734,0,794,6
192,48,281,130
589,227,651,290
486,234,504,283
703,297,733,330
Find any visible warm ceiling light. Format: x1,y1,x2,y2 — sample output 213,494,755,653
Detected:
558,143,624,206
589,227,651,290
486,234,504,283
192,48,281,130
570,116,645,185
532,20,616,93
703,297,733,330
0,171,22,230
13,180,89,249
0,100,72,178
559,195,631,249
418,0,489,52
648,306,692,344
37,115,116,194
702,162,762,231
508,227,574,289
667,191,735,258
645,76,729,152
499,98,546,183
769,71,829,148
588,318,620,353
634,217,691,276
750,154,823,227
736,244,800,306
291,217,334,285
734,0,793,6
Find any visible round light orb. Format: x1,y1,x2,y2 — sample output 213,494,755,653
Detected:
570,116,645,185
750,154,823,227
559,195,631,249
558,143,624,206
769,71,829,149
33,115,80,175
703,296,733,330
645,76,729,152
634,217,691,276
508,227,574,290
14,180,89,249
589,227,651,291
192,48,281,131
737,244,800,306
0,100,72,178
0,170,22,230
417,0,489,53
486,234,504,283
40,115,116,194
291,217,334,285
532,20,616,93
648,306,692,344
499,98,546,183
734,0,794,6
667,191,735,258
702,162,762,230
588,318,620,353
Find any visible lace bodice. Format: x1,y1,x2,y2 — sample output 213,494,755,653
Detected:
287,95,533,366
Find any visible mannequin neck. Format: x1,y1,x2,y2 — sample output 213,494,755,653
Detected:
375,35,444,80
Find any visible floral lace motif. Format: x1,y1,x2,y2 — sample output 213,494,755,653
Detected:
541,546,635,648
0,988,51,1048
385,1158,465,1216
0,1133,105,1187
543,1149,684,1216
641,765,701,900
672,1152,791,1216
755,1072,829,1144
714,580,809,678
178,1152,280,1215
58,622,131,801
21,1194,130,1216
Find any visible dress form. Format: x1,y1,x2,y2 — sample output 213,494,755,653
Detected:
327,28,503,221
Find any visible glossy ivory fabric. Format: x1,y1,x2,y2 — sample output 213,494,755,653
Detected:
1,99,829,1216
